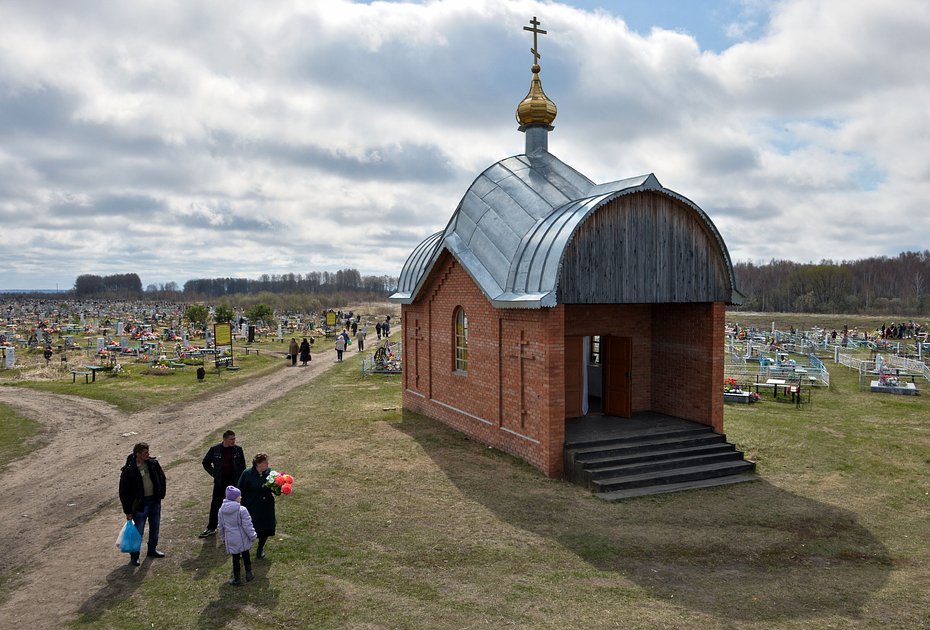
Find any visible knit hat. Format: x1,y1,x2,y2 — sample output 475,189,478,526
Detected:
225,485,241,501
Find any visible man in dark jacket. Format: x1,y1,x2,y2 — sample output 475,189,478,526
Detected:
119,442,167,566
199,430,246,537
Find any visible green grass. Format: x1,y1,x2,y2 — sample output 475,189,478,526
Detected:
69,352,930,629
4,352,284,412
0,402,43,470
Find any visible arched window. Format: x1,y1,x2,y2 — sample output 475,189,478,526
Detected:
454,307,468,372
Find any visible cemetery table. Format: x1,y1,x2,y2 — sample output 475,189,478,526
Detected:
83,364,107,382
766,378,787,398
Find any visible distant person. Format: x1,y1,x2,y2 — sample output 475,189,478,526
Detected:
238,453,277,559
382,318,390,338
217,485,256,585
288,338,299,367
375,322,382,340
119,442,167,567
334,335,346,362
357,324,367,352
299,338,311,366
199,430,246,538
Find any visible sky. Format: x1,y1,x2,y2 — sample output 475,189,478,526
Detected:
2,0,928,291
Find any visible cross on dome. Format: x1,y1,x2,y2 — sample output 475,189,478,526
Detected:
524,16,547,67
515,16,557,131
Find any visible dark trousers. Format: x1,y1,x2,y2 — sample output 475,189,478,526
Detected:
358,338,364,352
130,496,161,561
207,480,236,530
291,354,297,366
232,550,252,578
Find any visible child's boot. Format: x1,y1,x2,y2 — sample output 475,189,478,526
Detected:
228,570,242,586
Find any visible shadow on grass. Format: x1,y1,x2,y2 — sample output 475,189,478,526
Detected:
76,561,152,623
180,536,228,581
399,410,892,624
196,557,280,629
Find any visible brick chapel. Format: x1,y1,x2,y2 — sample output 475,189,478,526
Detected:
390,18,743,479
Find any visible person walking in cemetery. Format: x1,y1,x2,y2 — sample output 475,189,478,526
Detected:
351,318,358,335
299,337,311,366
375,321,382,339
334,334,346,362
217,485,256,585
118,442,167,567
199,430,246,538
238,453,276,559
357,324,367,352
382,317,390,338
288,337,299,366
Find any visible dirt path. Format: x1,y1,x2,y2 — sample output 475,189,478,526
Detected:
0,348,356,628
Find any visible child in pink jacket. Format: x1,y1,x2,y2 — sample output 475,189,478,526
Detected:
217,485,257,585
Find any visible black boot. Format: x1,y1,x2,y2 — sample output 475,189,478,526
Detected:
228,571,242,586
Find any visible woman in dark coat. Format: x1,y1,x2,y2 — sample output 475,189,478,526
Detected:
298,338,311,366
237,453,276,558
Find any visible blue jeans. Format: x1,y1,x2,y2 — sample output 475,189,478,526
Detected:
130,496,161,560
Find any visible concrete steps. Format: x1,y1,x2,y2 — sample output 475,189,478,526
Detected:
564,423,757,500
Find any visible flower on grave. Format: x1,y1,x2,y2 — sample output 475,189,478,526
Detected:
751,392,761,402
723,377,741,393
112,363,122,373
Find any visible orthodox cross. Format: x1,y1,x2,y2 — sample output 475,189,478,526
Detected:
507,329,537,428
523,16,547,65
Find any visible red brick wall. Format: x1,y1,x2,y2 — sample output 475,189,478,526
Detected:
401,253,566,476
650,302,724,431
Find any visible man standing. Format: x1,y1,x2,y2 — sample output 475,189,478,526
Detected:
199,430,246,538
119,442,167,567
357,323,367,352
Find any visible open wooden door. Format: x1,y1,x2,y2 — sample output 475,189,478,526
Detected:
603,335,632,417
564,336,584,418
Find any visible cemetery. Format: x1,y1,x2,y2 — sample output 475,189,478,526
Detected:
0,298,398,387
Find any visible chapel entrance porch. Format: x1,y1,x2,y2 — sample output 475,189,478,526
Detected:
562,412,757,500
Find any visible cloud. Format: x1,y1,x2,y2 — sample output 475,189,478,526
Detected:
0,0,927,289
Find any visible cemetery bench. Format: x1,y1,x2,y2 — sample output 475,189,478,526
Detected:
169,361,186,369
214,356,233,369
71,370,91,384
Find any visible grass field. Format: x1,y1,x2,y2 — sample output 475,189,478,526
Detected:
3,349,284,412
0,402,43,470
63,342,929,629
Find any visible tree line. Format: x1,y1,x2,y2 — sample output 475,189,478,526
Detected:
72,269,398,301
733,251,930,314
180,269,395,298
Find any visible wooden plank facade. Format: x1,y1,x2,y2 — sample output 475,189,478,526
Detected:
558,192,732,304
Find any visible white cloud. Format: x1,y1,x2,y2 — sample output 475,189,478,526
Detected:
0,0,927,288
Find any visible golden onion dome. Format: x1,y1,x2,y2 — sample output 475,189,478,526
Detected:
516,64,557,129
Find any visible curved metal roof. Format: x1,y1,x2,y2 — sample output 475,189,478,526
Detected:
389,230,442,302
390,153,741,308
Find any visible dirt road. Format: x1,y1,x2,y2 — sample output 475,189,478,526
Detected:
0,349,348,627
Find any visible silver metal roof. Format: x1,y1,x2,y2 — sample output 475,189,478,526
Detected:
390,153,740,308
